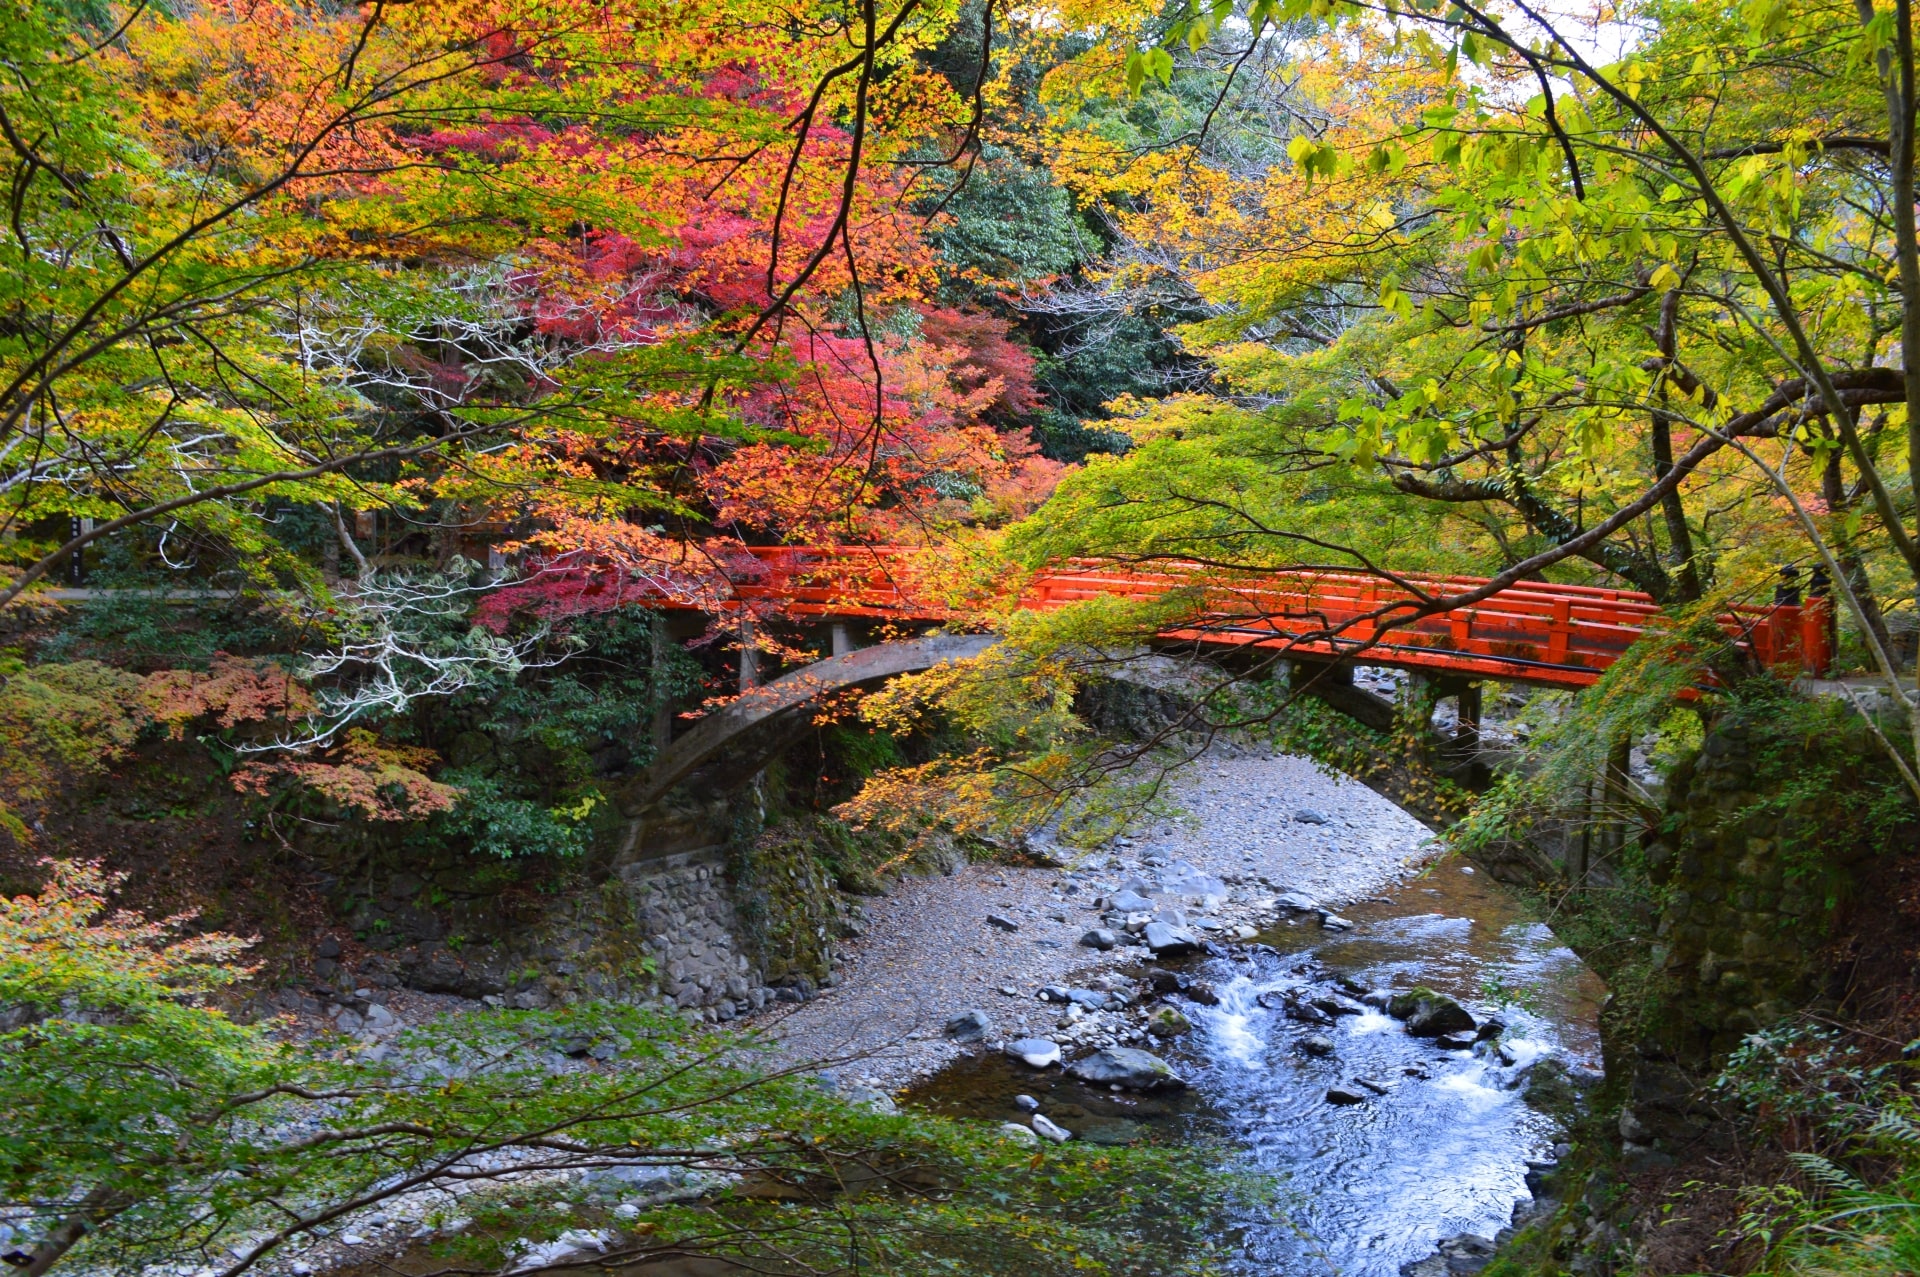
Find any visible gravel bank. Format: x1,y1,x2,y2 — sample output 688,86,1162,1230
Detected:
764,747,1437,1087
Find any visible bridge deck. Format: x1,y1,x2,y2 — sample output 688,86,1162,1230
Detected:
667,547,1834,688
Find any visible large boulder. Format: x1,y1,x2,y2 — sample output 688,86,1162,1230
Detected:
1143,922,1201,956
1387,987,1477,1038
1067,1046,1187,1091
944,1008,993,1042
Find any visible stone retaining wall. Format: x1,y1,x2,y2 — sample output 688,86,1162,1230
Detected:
1643,715,1869,1063
620,849,772,1018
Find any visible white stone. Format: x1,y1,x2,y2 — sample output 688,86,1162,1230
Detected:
997,1122,1040,1146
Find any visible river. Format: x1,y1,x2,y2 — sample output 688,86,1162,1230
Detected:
907,862,1604,1277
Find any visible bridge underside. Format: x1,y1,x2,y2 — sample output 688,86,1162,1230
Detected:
622,625,1510,834
617,632,997,819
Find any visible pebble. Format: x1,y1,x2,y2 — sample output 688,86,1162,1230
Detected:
1030,1114,1073,1143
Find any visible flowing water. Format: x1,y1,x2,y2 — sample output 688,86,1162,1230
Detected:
908,865,1605,1277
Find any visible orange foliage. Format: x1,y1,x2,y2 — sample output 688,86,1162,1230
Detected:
232,730,459,822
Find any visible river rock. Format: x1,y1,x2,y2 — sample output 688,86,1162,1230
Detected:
1077,1117,1145,1146
842,1085,898,1113
998,1122,1040,1147
1318,913,1355,932
1324,1084,1368,1105
1080,928,1119,950
1294,809,1330,825
1111,890,1156,913
1143,922,1201,956
1030,1114,1073,1143
1298,1033,1336,1057
1160,862,1229,900
1068,1046,1187,1091
1389,987,1477,1037
1006,1037,1062,1068
1403,1233,1496,1276
944,1009,993,1042
1146,1006,1191,1037
1185,980,1220,1006
1283,999,1334,1027
1143,969,1185,995
1013,1094,1040,1112
1040,985,1110,1010
1272,891,1322,914
986,913,1020,932
1352,1075,1391,1095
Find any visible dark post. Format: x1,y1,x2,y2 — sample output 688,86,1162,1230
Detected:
650,613,673,752
1454,683,1482,755
738,616,759,691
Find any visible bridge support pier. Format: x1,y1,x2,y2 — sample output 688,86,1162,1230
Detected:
1453,682,1482,755
1287,659,1396,732
830,622,855,657
739,618,760,691
651,615,674,752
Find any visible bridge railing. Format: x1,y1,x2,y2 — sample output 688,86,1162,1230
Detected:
661,546,1837,687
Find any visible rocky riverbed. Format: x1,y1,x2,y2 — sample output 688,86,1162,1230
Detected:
765,747,1437,1088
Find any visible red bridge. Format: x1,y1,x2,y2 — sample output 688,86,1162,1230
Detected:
713,546,1834,689
616,546,1833,809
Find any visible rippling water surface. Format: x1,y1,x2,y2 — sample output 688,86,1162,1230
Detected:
911,865,1604,1277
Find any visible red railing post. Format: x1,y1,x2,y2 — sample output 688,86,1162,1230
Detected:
1547,598,1571,665
1800,594,1835,677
